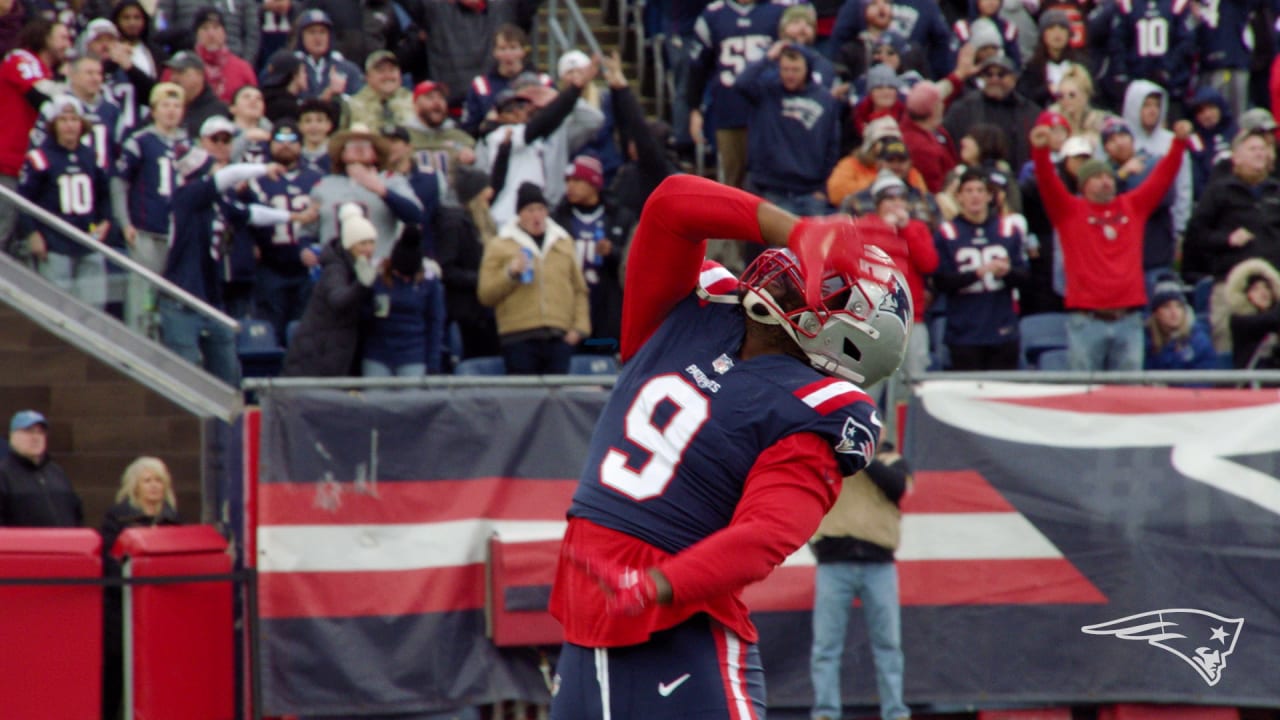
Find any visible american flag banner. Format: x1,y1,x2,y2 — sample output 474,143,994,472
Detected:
252,382,1280,715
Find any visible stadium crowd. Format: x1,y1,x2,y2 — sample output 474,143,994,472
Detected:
1,0,1279,380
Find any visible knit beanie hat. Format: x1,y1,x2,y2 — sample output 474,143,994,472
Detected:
453,166,491,205
1074,159,1114,187
967,17,1003,50
340,203,377,250
866,63,899,91
1039,9,1072,33
871,169,907,202
516,182,548,213
1148,277,1186,312
905,81,941,118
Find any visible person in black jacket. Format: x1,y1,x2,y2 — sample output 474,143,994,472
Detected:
259,49,309,124
551,155,635,355
99,455,180,720
602,51,675,221
0,410,82,527
434,166,500,360
283,203,378,376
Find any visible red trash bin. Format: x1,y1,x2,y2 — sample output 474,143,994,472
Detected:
0,528,103,719
114,525,235,720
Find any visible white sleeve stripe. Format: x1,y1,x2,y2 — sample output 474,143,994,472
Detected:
799,380,859,409
699,266,737,290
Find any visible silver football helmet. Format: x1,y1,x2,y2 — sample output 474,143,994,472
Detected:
739,246,911,387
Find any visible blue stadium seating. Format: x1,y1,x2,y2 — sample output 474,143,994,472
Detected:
1192,277,1214,316
1020,313,1069,369
453,356,507,376
237,318,285,378
569,355,619,376
1037,348,1071,371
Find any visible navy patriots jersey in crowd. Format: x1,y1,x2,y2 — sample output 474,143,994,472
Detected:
300,146,331,175
102,68,142,141
116,126,187,234
17,136,110,257
933,215,1028,347
1195,0,1278,71
29,96,122,173
165,173,252,307
1107,0,1195,94
691,0,793,131
246,166,323,273
568,273,879,555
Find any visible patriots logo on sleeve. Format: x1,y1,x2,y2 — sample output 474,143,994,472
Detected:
833,412,879,460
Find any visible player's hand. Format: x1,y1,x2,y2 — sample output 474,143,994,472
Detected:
1029,125,1052,148
787,215,895,308
569,551,658,616
1172,119,1193,141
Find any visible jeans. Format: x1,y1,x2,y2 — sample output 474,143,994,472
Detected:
38,252,107,310
1066,311,1144,371
761,188,830,218
362,358,426,377
158,297,241,385
126,230,170,336
501,336,573,375
810,562,909,720
254,265,313,345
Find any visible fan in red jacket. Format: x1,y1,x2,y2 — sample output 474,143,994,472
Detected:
1030,118,1192,371
899,80,958,193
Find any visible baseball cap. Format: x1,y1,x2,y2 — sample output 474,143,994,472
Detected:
978,54,1017,75
199,115,236,138
494,88,527,110
413,80,446,100
1100,118,1133,144
260,49,303,87
862,116,901,149
295,9,332,30
165,50,204,72
80,17,119,44
879,138,910,160
1036,110,1070,131
1061,135,1094,158
557,49,591,78
364,50,399,72
871,169,907,201
10,410,46,432
1239,108,1278,133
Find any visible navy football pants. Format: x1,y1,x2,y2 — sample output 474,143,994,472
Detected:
549,614,766,720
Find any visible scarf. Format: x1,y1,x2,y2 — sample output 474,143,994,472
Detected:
197,45,231,100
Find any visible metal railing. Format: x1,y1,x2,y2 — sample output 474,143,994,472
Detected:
243,375,618,390
543,0,605,76
0,183,239,333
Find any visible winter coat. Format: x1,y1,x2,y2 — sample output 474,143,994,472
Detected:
0,450,82,527
551,198,637,350
1184,173,1280,281
1145,306,1217,371
477,217,590,340
363,266,447,373
283,240,372,377
900,116,959,193
944,89,1042,171
1225,258,1280,369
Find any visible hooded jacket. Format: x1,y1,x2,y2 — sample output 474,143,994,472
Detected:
1225,258,1280,369
1122,79,1192,235
1187,86,1237,195
477,216,590,340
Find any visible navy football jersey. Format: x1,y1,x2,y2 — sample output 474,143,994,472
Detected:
692,0,793,130
29,95,122,173
17,137,110,256
567,273,881,556
116,125,187,234
934,215,1027,347
1108,0,1194,92
246,166,323,272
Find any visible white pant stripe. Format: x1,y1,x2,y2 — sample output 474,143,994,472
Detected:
723,630,753,720
594,647,611,720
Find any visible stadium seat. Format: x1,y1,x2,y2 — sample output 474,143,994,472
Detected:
453,356,507,376
1037,348,1071,371
1097,704,1239,720
285,320,301,347
237,318,285,378
977,708,1072,720
1192,276,1214,316
569,355,619,376
1020,313,1069,369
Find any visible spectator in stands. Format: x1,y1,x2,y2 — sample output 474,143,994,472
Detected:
362,224,445,376
777,4,838,89
283,202,378,377
603,51,675,220
0,0,24,57
474,71,594,226
100,455,180,720
1046,62,1111,152
828,116,903,209
257,0,294,71
160,120,303,384
551,155,634,354
407,79,477,196
113,82,188,335
17,96,112,311
185,7,257,104
0,18,69,254
845,137,935,225
934,167,1028,370
687,0,792,191
1225,258,1280,370
153,0,261,64
424,2,545,120
301,0,403,70
839,0,928,88
436,165,500,360
809,442,913,720
228,85,272,163
531,62,605,210
948,122,1022,213
74,19,149,147
831,0,955,79
864,169,938,380
1029,118,1192,371
1209,109,1280,183
258,49,308,123
0,410,81,527
380,124,439,255
247,120,323,344
900,80,958,194
62,55,123,173
1017,110,1072,182
1184,129,1280,352
557,49,622,186
950,0,1021,67
1186,87,1236,196
851,63,906,142
165,50,231,138
736,42,841,217
1144,275,1217,371
459,23,546,136
297,97,336,174
109,1,159,80
477,182,589,374
1016,9,1091,109
307,122,423,260
1196,1,1268,122
1107,0,1193,113
1123,81,1191,259
944,54,1041,172
293,9,363,103
1018,133,1091,316
345,50,415,131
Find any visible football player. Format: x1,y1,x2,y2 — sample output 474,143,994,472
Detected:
548,175,910,719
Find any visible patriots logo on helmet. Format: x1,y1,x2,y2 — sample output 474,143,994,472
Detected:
876,277,912,330
833,413,880,459
1081,609,1244,686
